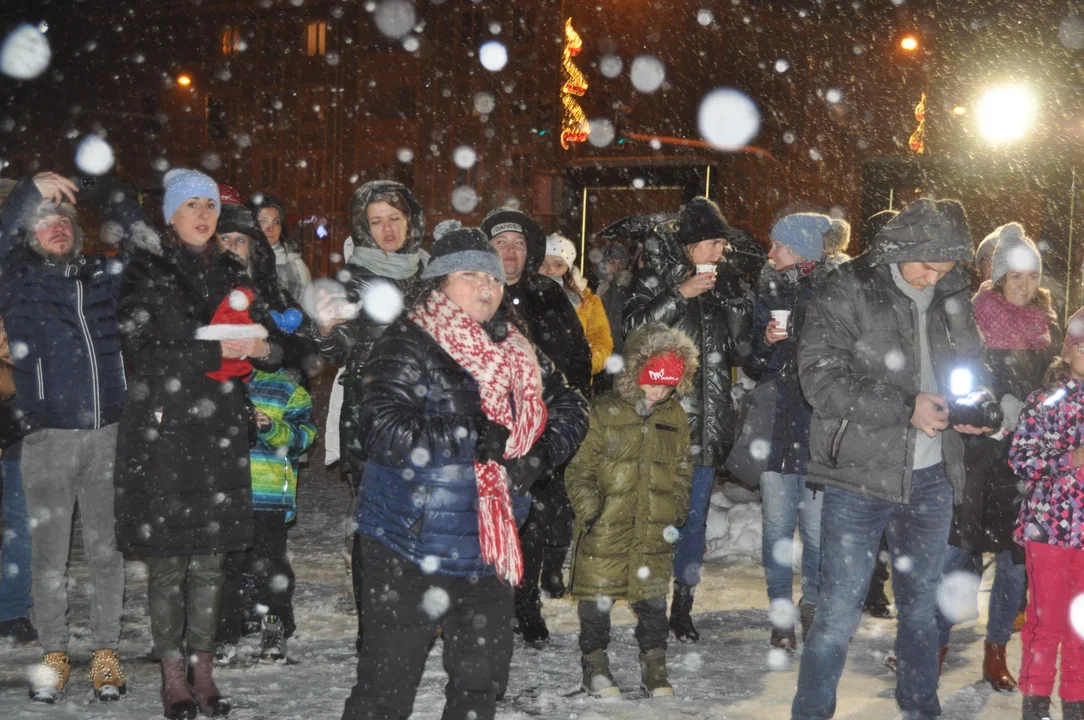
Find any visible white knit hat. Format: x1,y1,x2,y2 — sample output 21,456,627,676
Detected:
990,222,1041,285
545,233,577,267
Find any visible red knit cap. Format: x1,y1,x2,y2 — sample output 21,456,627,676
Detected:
217,184,243,205
639,351,685,386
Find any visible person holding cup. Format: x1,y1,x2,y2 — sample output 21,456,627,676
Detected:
745,212,833,651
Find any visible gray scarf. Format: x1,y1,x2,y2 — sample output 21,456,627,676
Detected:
349,245,420,280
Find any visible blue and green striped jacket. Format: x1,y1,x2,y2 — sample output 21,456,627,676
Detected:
249,369,317,521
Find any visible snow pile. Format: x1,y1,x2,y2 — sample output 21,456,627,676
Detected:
704,489,762,561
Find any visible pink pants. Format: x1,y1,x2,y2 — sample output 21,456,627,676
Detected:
1019,541,1084,700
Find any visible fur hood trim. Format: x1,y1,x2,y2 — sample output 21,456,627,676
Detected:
616,322,699,403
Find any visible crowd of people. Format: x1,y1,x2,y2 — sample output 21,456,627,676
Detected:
0,164,1080,720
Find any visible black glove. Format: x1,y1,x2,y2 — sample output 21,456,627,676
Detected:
475,416,511,465
503,445,553,495
72,174,132,213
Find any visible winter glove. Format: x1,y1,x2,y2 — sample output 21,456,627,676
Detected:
475,415,511,466
503,444,553,496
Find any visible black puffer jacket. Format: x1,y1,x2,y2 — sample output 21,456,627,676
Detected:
315,181,425,468
114,241,260,557
623,226,747,468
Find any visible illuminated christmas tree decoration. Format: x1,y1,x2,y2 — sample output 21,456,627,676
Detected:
560,18,589,150
908,92,926,154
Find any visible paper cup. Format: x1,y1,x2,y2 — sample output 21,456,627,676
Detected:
696,263,717,276
770,309,791,329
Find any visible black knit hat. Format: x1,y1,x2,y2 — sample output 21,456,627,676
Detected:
422,227,506,284
218,202,267,243
677,197,731,247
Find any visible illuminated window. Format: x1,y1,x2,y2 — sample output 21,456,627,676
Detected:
221,26,242,55
305,21,327,56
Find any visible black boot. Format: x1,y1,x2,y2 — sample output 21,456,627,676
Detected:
514,588,549,645
1022,695,1052,720
540,548,567,599
669,582,700,643
1063,699,1084,720
799,600,816,643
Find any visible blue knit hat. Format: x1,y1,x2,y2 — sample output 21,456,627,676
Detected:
770,213,831,262
162,169,219,224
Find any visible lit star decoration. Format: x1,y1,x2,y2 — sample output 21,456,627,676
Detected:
560,18,590,150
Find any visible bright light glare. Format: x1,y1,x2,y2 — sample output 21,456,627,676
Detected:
976,84,1037,144
900,36,919,51
176,74,192,87
950,368,974,398
953,106,967,116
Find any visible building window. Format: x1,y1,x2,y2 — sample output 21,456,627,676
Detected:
508,153,532,189
459,11,485,47
141,95,161,136
260,156,279,189
397,86,416,120
221,26,242,55
303,157,324,189
300,86,326,125
207,97,228,139
305,21,327,56
262,94,281,125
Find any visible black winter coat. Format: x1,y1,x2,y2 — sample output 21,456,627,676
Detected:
623,229,747,468
951,312,1061,561
507,277,592,395
114,242,258,557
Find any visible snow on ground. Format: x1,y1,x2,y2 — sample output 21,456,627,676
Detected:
0,378,1039,719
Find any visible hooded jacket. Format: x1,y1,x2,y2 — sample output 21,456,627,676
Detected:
797,199,985,503
623,224,749,468
566,323,696,603
482,209,593,396
0,176,153,432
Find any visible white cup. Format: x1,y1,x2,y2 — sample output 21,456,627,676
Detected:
696,263,717,276
770,309,791,334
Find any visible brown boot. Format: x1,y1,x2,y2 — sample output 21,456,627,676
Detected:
982,642,1018,693
160,657,197,720
188,650,230,716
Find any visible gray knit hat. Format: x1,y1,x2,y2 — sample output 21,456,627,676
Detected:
421,227,506,284
990,222,1040,285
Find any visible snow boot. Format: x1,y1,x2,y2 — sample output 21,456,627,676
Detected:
1064,699,1084,720
160,657,198,720
188,650,230,716
514,587,549,645
90,648,127,701
214,643,236,667
669,582,699,643
639,648,674,697
540,547,567,599
28,651,70,703
982,642,1017,693
580,649,620,697
0,616,39,645
258,615,288,663
1021,695,1052,720
799,600,816,643
771,627,797,653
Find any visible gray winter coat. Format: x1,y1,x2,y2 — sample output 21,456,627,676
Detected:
797,199,985,503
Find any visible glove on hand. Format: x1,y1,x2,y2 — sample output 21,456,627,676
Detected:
475,415,511,466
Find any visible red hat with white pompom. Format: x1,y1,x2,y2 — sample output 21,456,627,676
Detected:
196,287,267,382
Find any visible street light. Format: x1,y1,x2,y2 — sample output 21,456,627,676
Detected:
975,83,1037,144
900,35,919,52
176,74,192,87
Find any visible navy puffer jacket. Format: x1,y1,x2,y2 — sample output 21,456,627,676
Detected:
352,315,589,578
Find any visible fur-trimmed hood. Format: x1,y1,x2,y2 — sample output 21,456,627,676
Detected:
348,180,424,254
616,323,699,404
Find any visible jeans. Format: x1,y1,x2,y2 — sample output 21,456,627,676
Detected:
0,453,31,621
792,465,954,720
935,546,1025,647
761,472,822,607
673,465,715,587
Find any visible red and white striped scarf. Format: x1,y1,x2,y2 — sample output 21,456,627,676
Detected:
409,290,548,585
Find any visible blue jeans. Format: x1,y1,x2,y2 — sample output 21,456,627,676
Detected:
792,465,954,720
673,465,715,587
0,456,32,621
761,472,822,607
935,546,1025,647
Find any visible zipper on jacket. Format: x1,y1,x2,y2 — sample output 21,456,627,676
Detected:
828,419,849,466
35,358,44,401
74,279,102,429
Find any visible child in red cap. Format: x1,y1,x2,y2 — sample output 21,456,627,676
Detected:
565,322,698,699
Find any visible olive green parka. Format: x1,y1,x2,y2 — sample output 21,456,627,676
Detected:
567,323,697,603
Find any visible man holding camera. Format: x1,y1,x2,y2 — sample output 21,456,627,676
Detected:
791,199,991,720
0,171,153,703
